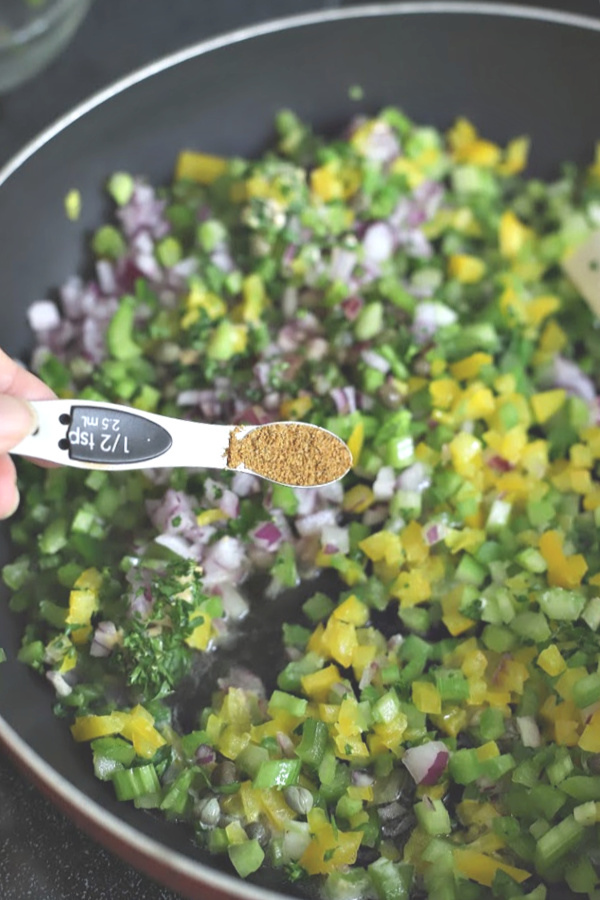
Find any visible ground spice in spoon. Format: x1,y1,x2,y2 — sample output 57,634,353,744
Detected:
227,422,352,486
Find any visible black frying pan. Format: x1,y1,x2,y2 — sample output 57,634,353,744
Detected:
0,4,599,899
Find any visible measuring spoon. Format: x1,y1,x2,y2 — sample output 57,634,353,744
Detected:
10,399,352,488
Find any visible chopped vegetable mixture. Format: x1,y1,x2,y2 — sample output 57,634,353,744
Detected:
7,107,600,900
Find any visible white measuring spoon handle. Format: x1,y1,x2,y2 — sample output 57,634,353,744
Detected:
10,399,234,472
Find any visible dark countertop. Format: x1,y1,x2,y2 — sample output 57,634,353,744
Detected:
0,1,598,898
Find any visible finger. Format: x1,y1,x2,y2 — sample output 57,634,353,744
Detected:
0,347,55,401
0,394,39,454
0,454,19,519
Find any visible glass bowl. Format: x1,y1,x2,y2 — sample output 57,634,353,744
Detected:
0,0,91,93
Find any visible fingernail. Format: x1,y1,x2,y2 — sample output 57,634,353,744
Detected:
0,395,37,443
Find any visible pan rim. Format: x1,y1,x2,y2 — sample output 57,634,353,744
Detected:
0,3,599,899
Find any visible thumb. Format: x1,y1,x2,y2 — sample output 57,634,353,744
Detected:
0,394,37,454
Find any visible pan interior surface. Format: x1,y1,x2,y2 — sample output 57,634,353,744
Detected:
0,5,598,899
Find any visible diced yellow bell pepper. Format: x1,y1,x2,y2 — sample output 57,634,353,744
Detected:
321,618,358,668
525,294,560,327
401,521,429,565
579,711,600,752
461,649,488,679
196,508,228,526
301,665,343,702
218,726,250,760
310,162,359,202
175,151,228,184
240,781,261,823
476,741,500,762
497,136,530,176
499,211,533,258
391,570,431,608
300,823,362,875
259,788,296,829
347,421,365,467
447,117,478,154
555,668,588,703
333,595,369,626
539,530,588,589
241,274,267,324
538,319,567,355
412,682,442,715
186,613,213,651
449,432,483,477
454,849,530,887
464,387,496,420
448,255,487,285
431,707,467,738
531,389,566,424
391,156,426,188
359,530,404,566
343,484,375,514
67,582,100,628
352,644,377,681
280,395,313,420
537,644,567,677
555,719,580,746
430,378,461,410
71,712,128,742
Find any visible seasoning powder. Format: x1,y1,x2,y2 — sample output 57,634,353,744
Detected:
227,423,351,487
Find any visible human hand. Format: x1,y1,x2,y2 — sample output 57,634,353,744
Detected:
0,348,55,518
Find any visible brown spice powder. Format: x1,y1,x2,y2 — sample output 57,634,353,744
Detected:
227,423,352,486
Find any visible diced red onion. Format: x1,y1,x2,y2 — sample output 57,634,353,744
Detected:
296,509,338,537
359,120,401,164
253,522,283,551
397,462,431,493
218,489,240,520
231,472,261,497
215,583,249,619
361,349,391,374
46,670,73,697
282,825,311,862
329,247,357,283
359,660,379,690
28,300,61,332
277,731,296,758
516,716,541,748
211,246,234,273
321,524,350,556
154,533,196,559
402,741,449,785
117,180,169,240
550,355,596,404
317,481,344,505
282,285,298,318
424,521,448,546
363,222,395,264
363,505,388,527
195,744,217,766
293,488,318,517
412,301,457,344
306,337,329,362
146,489,198,536
351,770,375,787
341,296,363,321
373,465,396,501
331,386,357,415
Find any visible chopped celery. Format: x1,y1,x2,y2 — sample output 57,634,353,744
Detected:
228,839,265,878
112,764,160,801
253,759,301,789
